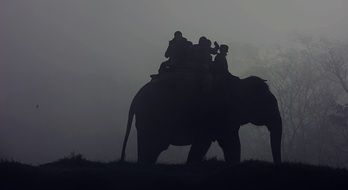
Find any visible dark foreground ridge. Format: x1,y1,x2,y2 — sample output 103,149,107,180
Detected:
1,155,348,190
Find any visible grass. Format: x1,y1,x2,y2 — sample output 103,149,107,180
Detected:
1,155,348,190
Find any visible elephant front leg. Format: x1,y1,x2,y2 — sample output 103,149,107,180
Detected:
218,127,241,164
187,140,211,164
137,130,168,164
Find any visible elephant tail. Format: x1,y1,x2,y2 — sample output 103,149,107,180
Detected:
120,97,136,162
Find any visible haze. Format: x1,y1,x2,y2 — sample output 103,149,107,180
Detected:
1,0,348,164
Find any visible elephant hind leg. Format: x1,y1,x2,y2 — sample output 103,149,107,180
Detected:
187,140,211,164
137,130,167,164
217,127,241,164
138,146,163,164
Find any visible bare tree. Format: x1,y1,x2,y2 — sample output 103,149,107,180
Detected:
233,37,348,167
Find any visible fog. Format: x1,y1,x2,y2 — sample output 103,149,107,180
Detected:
1,0,348,165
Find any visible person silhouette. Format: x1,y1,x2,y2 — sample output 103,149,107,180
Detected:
212,44,239,93
164,31,190,63
189,36,219,92
212,44,229,75
191,37,215,69
159,31,192,74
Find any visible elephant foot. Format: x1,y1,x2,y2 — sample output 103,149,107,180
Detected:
186,141,211,164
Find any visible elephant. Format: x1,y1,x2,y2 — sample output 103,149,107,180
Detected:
120,72,282,164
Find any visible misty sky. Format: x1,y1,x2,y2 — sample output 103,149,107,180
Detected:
1,0,348,164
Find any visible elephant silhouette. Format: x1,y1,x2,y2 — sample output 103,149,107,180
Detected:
121,72,282,164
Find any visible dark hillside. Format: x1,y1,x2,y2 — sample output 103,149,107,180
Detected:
1,156,347,190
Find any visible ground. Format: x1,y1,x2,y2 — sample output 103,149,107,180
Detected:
1,155,347,190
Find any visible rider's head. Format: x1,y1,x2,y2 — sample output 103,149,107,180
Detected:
219,44,229,54
199,36,207,45
174,31,182,39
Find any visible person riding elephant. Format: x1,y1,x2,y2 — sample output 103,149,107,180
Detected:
122,32,282,164
163,31,192,70
189,37,220,92
212,44,229,75
211,44,240,101
190,36,219,70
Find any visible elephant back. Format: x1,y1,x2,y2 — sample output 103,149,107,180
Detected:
150,70,212,93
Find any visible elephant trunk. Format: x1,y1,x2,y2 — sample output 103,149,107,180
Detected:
269,114,282,164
